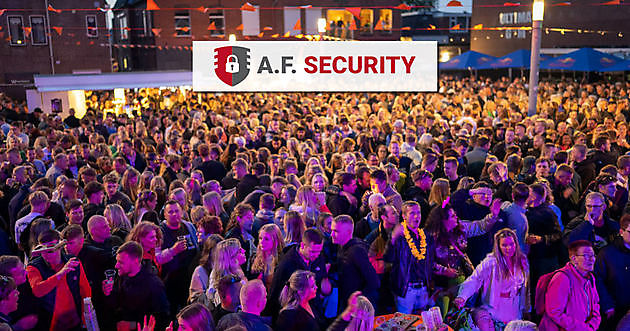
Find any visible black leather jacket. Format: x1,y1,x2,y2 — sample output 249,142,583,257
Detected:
383,229,435,297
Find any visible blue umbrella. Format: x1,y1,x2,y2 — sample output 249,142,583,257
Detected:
479,49,548,69
439,51,497,70
599,59,630,72
540,48,622,71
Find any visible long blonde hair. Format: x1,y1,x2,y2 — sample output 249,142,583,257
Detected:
492,228,528,280
346,296,375,331
104,204,132,231
279,270,315,311
251,224,285,281
202,191,226,216
211,239,245,288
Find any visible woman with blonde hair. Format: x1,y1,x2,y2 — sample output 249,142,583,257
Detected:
121,167,140,203
275,270,321,330
454,228,530,324
104,204,132,239
249,224,285,289
127,221,186,275
206,238,247,306
188,234,223,305
202,191,229,228
428,178,451,208
346,295,375,331
289,185,320,227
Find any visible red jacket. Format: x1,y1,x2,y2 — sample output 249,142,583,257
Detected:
540,263,600,331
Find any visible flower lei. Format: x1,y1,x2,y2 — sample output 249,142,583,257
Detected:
402,222,427,261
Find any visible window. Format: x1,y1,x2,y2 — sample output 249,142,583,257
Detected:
208,10,225,36
241,5,260,36
118,13,128,40
284,7,301,35
86,15,98,37
378,9,392,33
7,16,25,46
359,9,373,35
174,11,191,37
304,8,320,34
30,16,47,45
326,9,354,39
143,10,153,36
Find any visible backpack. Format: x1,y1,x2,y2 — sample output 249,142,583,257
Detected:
534,269,570,316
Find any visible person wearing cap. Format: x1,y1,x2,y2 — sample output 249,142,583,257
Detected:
27,230,91,331
403,169,432,223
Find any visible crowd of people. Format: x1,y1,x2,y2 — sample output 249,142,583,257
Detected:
0,75,628,331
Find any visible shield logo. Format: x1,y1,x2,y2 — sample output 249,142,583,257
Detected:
214,46,250,87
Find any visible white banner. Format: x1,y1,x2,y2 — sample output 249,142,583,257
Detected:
193,41,437,92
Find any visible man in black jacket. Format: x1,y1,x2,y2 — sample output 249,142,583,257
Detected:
326,173,359,221
195,143,227,182
103,241,170,330
331,215,379,313
595,214,630,329
563,192,620,252
383,201,434,314
266,229,330,317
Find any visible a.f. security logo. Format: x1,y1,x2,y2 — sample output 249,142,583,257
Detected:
214,46,250,86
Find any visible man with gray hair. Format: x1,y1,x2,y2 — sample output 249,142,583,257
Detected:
355,193,386,239
563,192,620,251
504,320,538,331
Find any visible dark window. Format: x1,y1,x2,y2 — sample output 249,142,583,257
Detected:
174,11,191,37
8,16,25,46
30,16,47,45
208,10,225,36
86,15,98,37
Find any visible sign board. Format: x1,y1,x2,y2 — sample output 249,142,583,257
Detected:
193,41,437,92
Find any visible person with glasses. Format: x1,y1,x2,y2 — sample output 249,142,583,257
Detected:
564,192,620,251
211,274,243,324
594,214,630,329
539,240,600,331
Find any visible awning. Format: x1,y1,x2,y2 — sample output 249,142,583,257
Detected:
34,70,192,92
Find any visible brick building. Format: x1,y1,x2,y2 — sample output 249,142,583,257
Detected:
0,0,112,98
470,0,630,58
112,0,404,71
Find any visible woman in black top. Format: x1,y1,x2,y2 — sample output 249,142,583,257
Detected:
274,270,322,331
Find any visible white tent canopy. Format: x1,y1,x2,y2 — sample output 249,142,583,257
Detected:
34,70,192,92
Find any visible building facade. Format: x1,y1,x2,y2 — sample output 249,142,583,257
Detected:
112,0,403,71
470,0,630,57
1,0,112,98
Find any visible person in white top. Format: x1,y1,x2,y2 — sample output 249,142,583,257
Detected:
454,228,530,325
14,191,49,244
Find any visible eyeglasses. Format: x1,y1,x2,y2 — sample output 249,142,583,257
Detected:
586,204,604,209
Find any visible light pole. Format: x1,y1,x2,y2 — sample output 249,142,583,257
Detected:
527,0,544,117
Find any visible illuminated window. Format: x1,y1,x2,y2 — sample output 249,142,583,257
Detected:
86,15,98,38
174,11,191,37
208,10,225,36
359,9,373,35
8,16,25,46
325,9,355,38
241,5,260,36
379,9,392,33
30,16,47,45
